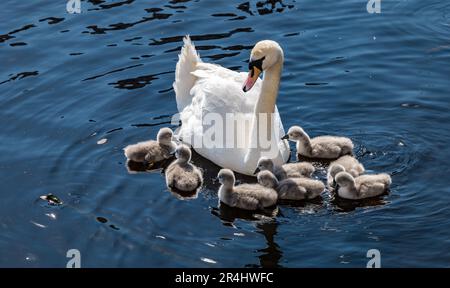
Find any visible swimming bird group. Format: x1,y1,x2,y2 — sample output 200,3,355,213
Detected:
123,36,392,211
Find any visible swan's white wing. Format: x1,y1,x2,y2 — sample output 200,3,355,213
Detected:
178,63,260,145
192,63,261,114
177,62,288,175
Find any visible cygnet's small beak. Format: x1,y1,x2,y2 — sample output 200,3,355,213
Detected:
281,134,289,140
253,167,261,175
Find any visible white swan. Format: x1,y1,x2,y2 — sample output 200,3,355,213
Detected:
174,36,290,176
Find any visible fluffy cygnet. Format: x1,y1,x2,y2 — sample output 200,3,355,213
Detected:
124,127,176,164
327,155,365,188
254,157,315,180
217,169,278,211
283,126,354,159
257,170,324,201
334,171,392,200
165,144,203,192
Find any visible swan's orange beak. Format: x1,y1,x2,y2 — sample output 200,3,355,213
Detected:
243,67,261,92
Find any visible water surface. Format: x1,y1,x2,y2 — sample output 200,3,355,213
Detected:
1,0,450,267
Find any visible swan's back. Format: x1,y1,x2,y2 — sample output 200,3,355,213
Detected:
232,184,278,209
175,39,289,175
165,162,203,192
277,178,325,200
124,140,166,163
310,136,354,158
356,174,392,188
275,162,315,180
331,155,364,177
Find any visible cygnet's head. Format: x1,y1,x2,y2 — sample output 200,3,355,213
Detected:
335,171,356,188
243,40,284,92
254,157,274,175
157,127,174,145
282,126,309,142
257,170,278,189
329,164,346,179
174,144,191,163
217,169,235,187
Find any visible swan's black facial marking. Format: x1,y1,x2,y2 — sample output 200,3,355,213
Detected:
249,56,265,76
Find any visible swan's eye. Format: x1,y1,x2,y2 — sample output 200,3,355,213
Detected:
248,56,265,72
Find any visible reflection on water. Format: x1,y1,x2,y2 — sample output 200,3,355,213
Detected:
214,203,282,267
255,221,283,268
1,0,450,267
331,194,388,213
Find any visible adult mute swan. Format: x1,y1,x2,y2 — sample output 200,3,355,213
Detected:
173,36,290,176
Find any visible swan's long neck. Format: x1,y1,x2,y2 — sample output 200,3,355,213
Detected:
255,61,282,116
245,60,283,168
298,134,313,156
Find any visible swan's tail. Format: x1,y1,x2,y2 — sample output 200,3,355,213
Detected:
173,36,201,112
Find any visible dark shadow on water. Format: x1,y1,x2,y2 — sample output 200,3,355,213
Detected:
87,0,135,11
126,157,174,174
167,186,199,200
278,196,323,208
149,28,254,46
254,221,283,268
109,71,173,90
331,193,389,213
85,8,172,34
212,203,282,268
213,202,279,224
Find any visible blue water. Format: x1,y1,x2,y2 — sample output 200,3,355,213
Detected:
1,0,450,267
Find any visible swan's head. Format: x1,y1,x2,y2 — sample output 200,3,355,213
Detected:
335,171,355,188
282,126,308,142
257,170,278,189
329,164,346,179
174,144,191,163
254,157,274,175
243,40,284,92
217,168,235,187
157,127,174,145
